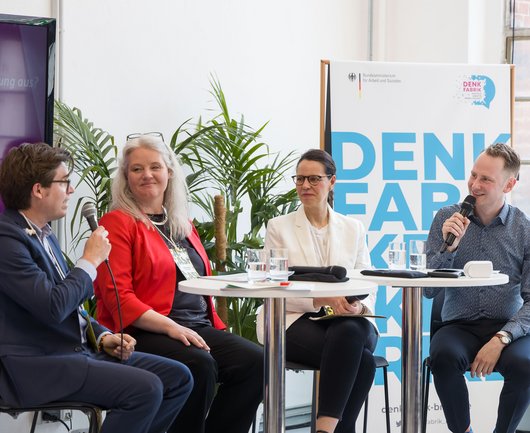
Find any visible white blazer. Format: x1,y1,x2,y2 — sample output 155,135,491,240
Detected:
256,205,376,343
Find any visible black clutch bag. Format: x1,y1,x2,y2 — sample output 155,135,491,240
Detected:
360,269,429,278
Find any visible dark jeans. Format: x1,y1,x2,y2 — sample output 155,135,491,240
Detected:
134,325,263,433
63,351,193,433
286,314,378,433
430,319,530,433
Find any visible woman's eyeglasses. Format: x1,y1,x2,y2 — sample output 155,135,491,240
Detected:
291,175,332,186
126,132,165,141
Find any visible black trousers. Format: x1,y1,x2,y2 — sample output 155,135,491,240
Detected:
133,325,263,433
430,319,530,433
286,314,378,433
63,351,193,433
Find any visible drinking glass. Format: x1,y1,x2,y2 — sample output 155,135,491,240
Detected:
269,248,289,281
409,240,427,271
246,249,268,282
388,242,406,270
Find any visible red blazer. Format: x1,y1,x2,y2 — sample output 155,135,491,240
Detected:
94,209,225,332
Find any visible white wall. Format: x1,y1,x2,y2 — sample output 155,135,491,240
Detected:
0,0,51,17
0,1,507,432
58,0,369,155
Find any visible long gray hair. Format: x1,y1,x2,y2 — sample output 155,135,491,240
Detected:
111,135,191,239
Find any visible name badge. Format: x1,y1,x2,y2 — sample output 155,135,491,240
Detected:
169,246,199,280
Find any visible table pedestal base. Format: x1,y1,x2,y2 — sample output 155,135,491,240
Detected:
263,297,286,433
402,286,423,433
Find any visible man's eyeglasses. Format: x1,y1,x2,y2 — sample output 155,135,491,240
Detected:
126,132,165,141
292,175,332,186
50,179,71,190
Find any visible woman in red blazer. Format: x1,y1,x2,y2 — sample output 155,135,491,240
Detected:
95,134,263,433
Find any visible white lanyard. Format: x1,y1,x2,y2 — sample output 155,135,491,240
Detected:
153,223,199,280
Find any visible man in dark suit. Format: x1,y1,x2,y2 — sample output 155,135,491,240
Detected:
0,142,193,433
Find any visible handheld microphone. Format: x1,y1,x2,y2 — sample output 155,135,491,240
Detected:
440,195,476,253
289,265,347,280
81,202,99,232
80,202,124,360
81,202,108,265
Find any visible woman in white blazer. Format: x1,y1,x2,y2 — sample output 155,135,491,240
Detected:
257,149,378,433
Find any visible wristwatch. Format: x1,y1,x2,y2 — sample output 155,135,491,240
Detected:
495,331,512,345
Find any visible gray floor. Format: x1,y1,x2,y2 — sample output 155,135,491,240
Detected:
253,404,313,433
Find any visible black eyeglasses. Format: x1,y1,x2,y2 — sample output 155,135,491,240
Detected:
50,179,71,190
126,132,165,141
292,175,332,186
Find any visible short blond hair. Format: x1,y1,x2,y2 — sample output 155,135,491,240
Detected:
484,143,520,179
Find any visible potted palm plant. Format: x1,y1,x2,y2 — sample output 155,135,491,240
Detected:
171,77,298,341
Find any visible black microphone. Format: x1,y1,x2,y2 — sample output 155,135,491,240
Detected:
81,202,99,232
440,195,476,253
289,265,347,280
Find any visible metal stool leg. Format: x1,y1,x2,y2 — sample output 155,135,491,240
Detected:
383,365,391,433
311,371,320,433
363,394,369,433
362,363,391,433
422,360,431,433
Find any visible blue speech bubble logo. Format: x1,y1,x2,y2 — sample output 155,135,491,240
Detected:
470,74,495,108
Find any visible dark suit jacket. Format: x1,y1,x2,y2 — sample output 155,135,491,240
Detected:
0,209,108,407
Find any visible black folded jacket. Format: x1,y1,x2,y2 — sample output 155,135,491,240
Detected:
289,272,349,282
360,269,428,278
289,266,369,301
289,265,349,283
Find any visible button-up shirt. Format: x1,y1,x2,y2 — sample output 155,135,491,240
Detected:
425,202,530,340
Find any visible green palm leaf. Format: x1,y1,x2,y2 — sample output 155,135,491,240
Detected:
170,76,299,341
54,100,117,254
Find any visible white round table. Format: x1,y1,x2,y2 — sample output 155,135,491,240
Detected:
348,270,509,433
179,276,377,433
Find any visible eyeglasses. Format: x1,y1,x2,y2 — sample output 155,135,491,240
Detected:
126,132,165,141
50,179,71,190
291,175,332,186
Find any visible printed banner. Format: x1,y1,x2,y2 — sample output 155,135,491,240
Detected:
328,60,511,433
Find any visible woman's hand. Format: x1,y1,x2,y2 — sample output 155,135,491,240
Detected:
313,297,364,315
132,309,210,351
101,333,136,361
168,323,211,351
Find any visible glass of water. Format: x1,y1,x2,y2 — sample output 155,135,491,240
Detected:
409,240,427,271
388,242,406,270
246,249,268,282
269,248,289,281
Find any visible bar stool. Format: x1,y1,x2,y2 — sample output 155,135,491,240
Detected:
252,356,391,433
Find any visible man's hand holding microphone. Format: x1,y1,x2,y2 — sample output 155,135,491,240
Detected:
440,195,476,253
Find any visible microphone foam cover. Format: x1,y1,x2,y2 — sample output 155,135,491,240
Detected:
81,202,97,219
329,265,347,279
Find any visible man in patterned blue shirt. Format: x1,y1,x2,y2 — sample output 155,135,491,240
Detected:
425,143,530,433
